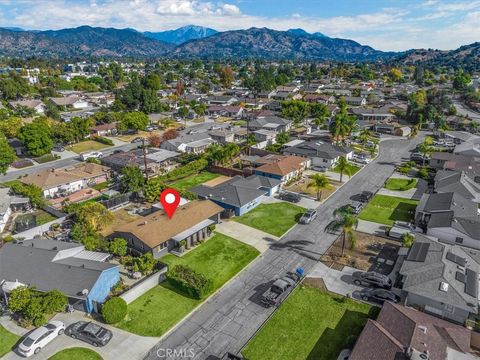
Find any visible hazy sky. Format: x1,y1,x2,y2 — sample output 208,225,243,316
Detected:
1,0,479,51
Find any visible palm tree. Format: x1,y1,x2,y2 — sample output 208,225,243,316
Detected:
418,136,433,166
359,128,372,144
332,206,358,256
307,174,331,201
336,156,352,183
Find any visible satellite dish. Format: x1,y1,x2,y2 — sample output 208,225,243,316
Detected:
81,289,89,296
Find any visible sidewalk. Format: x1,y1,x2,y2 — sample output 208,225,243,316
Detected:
308,262,362,297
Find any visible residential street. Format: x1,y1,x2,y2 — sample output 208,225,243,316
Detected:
144,134,425,360
0,142,139,183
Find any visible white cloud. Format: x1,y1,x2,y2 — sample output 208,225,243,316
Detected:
2,0,480,51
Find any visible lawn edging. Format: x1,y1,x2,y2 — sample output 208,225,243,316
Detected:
143,245,263,349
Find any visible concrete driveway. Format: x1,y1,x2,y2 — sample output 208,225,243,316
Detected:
215,221,278,253
2,311,158,360
308,262,363,297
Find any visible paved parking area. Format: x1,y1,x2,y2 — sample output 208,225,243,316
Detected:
308,262,362,297
2,312,159,360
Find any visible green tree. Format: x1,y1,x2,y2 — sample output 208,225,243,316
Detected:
401,233,415,248
0,134,15,174
109,238,128,256
42,290,68,314
119,111,149,132
0,116,22,138
121,165,144,192
75,202,114,232
18,118,54,156
102,297,127,324
8,182,44,207
7,286,33,313
332,207,359,255
307,174,331,201
275,132,290,146
144,177,166,202
418,136,433,166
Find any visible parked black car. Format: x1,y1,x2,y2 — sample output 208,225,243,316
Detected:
66,321,113,347
359,288,400,304
358,191,373,202
352,271,392,289
279,192,301,203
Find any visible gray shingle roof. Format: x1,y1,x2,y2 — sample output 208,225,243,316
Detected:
192,175,280,208
399,235,479,313
283,141,352,160
0,239,117,299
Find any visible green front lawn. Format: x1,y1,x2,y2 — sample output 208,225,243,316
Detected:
0,324,20,358
49,347,103,360
385,178,417,191
234,203,305,237
33,209,57,225
67,140,110,154
359,194,419,225
242,287,376,360
331,162,361,176
117,233,259,336
169,171,220,191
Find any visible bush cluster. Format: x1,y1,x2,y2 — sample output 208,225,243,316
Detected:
101,297,127,324
94,136,114,146
167,265,212,299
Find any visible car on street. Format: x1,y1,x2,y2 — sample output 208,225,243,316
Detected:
358,191,373,202
81,151,103,161
299,209,317,224
17,321,65,357
131,137,145,143
278,191,301,203
66,321,113,347
261,268,305,307
53,144,65,152
359,288,400,304
348,201,363,214
410,152,429,164
352,271,392,289
312,166,327,172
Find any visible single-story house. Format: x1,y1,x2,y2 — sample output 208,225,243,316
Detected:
345,96,367,106
160,133,216,154
192,175,281,216
254,155,310,183
109,200,223,258
0,239,119,313
454,138,480,157
350,301,474,360
0,188,29,233
415,192,480,249
20,163,110,198
248,116,293,133
397,235,479,324
205,95,237,105
253,129,276,144
434,170,480,203
282,140,353,169
209,130,236,144
101,148,179,176
207,105,244,119
429,152,480,174
350,107,395,122
48,96,89,109
8,99,45,114
90,123,118,137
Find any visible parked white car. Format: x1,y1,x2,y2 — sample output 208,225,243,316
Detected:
17,321,65,357
81,151,103,161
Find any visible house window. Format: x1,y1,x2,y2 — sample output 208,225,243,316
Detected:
455,237,464,244
159,242,167,249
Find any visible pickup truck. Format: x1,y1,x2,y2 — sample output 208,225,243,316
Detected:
261,268,304,308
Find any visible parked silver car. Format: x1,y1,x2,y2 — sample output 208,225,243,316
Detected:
17,321,65,357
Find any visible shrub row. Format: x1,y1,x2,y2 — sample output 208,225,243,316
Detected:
167,265,212,300
95,136,114,146
159,158,208,182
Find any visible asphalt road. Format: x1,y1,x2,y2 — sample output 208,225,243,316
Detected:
452,99,480,121
0,142,138,183
144,134,425,360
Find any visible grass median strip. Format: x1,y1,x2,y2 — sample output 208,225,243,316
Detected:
117,233,259,336
48,347,103,360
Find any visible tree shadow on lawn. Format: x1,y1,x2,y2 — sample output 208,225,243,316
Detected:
305,309,374,360
387,202,417,223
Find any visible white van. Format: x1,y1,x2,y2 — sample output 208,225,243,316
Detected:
81,151,103,161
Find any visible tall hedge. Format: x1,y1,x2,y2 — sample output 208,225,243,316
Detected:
101,297,127,324
167,265,212,300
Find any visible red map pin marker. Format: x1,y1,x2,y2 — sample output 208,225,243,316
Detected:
160,188,181,219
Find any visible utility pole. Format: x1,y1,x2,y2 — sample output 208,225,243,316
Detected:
142,138,149,183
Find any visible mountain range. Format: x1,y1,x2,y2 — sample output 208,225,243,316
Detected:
144,25,218,45
0,24,476,65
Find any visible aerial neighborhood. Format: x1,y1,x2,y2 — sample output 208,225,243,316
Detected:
0,5,480,360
